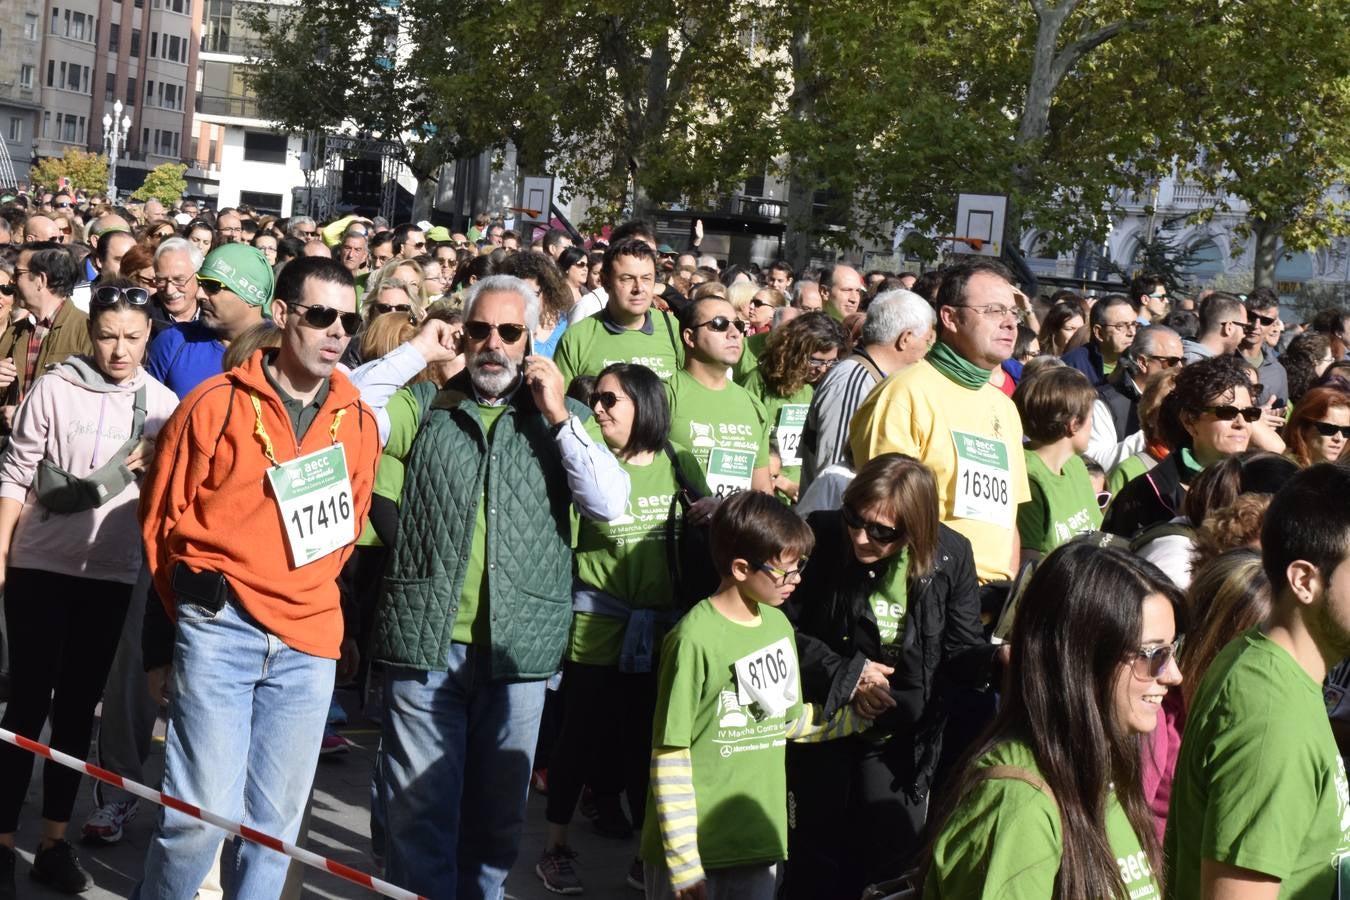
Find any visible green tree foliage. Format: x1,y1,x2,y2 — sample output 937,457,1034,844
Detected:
131,163,188,206
29,149,109,196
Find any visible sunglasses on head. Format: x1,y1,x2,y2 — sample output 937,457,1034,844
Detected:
841,503,902,544
589,391,625,411
690,316,747,335
1311,421,1350,439
92,286,151,308
463,320,527,343
1130,644,1177,680
287,302,362,336
1202,404,1261,423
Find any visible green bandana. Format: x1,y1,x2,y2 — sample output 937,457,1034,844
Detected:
927,340,994,391
1179,447,1205,475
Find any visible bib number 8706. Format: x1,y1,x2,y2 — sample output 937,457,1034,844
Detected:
961,470,1008,505
745,647,789,692
288,490,352,539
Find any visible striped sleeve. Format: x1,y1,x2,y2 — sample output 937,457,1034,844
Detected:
811,363,879,475
651,746,704,891
785,702,871,743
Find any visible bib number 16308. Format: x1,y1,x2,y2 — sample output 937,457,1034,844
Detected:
951,430,1013,527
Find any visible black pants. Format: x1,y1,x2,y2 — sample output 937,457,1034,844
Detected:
782,737,927,900
0,568,131,832
544,660,657,829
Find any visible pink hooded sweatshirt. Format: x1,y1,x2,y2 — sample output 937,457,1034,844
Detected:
0,357,179,584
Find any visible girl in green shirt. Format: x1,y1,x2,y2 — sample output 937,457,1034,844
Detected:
921,542,1183,900
740,313,846,503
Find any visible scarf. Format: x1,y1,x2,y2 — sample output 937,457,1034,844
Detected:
927,340,994,391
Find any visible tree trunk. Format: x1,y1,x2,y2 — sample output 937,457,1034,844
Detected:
411,176,438,222
784,9,816,270
1251,218,1280,288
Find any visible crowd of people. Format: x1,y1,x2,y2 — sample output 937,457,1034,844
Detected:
0,187,1345,900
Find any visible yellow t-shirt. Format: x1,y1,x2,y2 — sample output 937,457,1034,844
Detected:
849,359,1030,583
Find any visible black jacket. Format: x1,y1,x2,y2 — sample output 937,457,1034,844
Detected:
1097,375,1141,441
1102,451,1187,539
785,510,994,794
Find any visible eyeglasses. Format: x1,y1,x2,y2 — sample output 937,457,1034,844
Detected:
0,284,13,297
1311,421,1350,439
589,391,627,411
754,558,809,585
1221,320,1248,330
951,303,1023,321
219,226,243,235
371,302,414,316
807,357,838,371
463,320,527,343
154,274,195,289
92,286,150,307
841,503,902,544
287,302,362,336
1248,312,1276,327
1101,321,1139,334
55,201,72,210
197,279,228,297
749,298,774,309
1202,405,1262,423
1130,644,1178,680
570,260,587,268
1143,354,1183,369
294,229,317,238
690,316,747,335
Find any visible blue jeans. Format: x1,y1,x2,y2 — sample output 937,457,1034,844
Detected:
379,643,547,900
134,600,334,899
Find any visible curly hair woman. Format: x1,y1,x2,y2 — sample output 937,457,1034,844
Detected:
497,250,573,358
741,312,846,502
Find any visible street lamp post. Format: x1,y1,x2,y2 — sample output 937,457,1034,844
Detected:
102,99,131,201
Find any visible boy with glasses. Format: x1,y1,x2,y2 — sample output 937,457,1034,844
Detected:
1183,291,1249,363
1237,286,1289,406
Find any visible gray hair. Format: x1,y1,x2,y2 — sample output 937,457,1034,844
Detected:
287,216,317,238
1122,324,1180,374
861,289,935,346
791,278,820,305
463,274,541,333
155,236,204,272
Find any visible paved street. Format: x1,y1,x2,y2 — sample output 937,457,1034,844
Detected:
7,686,639,899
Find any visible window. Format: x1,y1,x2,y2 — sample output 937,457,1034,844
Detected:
105,71,115,101
56,113,85,144
126,76,136,103
168,34,181,62
45,60,53,87
130,28,140,56
108,22,118,51
42,111,50,138
69,11,87,41
8,118,22,143
23,13,37,40
142,127,149,148
239,191,283,216
133,0,142,9
146,79,154,103
242,131,288,165
49,8,58,35
149,31,157,57
19,65,33,90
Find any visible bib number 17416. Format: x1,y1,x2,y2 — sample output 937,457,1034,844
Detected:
266,445,357,568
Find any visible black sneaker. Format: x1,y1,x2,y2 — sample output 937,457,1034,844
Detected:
0,844,15,900
30,839,91,893
535,845,584,895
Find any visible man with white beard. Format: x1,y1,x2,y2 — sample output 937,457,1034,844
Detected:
347,274,629,897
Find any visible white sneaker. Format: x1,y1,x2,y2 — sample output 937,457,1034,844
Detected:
81,799,138,845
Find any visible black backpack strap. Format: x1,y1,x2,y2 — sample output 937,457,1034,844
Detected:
663,442,705,508
660,310,680,358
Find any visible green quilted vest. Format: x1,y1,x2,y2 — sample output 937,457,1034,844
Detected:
375,375,585,679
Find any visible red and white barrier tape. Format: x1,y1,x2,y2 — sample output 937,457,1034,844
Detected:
0,727,426,900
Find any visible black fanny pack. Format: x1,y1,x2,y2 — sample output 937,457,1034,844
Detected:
35,386,147,514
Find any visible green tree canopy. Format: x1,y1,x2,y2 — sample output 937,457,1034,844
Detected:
131,163,188,206
29,149,109,196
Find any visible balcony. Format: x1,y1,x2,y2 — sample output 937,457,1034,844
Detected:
1170,180,1224,209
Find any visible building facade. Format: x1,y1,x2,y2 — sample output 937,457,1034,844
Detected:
0,0,44,185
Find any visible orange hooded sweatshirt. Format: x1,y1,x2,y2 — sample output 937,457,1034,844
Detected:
139,351,380,659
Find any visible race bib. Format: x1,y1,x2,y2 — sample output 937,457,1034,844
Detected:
734,636,799,718
774,404,809,467
266,445,356,568
951,430,1013,527
706,447,755,499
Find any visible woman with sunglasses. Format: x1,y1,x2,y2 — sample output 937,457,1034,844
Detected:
746,287,786,335
919,542,1179,900
0,279,178,891
1104,355,1255,540
781,453,991,900
534,362,709,895
740,313,846,504
557,246,590,304
1283,384,1350,465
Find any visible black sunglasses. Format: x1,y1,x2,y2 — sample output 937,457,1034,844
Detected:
372,302,413,316
198,279,228,297
463,320,527,343
690,316,747,335
1248,312,1277,327
841,503,902,544
92,286,151,307
1143,354,1183,369
1202,405,1262,423
589,391,624,411
0,284,12,297
1311,421,1350,439
287,302,362,336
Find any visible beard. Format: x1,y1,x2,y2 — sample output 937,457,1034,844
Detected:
1311,584,1350,663
468,349,521,398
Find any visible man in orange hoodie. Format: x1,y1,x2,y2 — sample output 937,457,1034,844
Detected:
135,256,380,898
